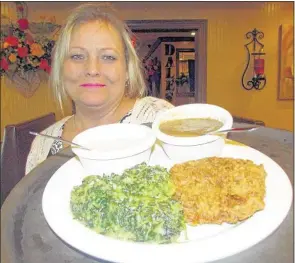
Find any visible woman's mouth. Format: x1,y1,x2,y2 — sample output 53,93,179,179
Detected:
80,83,106,88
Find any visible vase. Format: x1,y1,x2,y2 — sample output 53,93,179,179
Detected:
7,70,41,98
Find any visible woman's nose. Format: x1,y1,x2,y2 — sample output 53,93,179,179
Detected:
85,58,101,77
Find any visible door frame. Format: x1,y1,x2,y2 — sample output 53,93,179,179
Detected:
126,19,208,103
175,48,195,96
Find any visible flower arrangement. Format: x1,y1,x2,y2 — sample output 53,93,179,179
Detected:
0,17,55,77
0,2,60,97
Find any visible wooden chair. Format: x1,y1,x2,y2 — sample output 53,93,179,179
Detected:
1,113,56,205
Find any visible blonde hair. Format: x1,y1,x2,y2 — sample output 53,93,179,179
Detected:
50,3,147,112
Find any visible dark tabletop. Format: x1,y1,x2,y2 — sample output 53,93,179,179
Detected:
1,124,293,263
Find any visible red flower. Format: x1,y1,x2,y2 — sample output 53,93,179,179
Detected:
17,46,29,58
4,36,18,47
17,18,29,30
39,59,50,71
1,58,9,71
39,59,51,74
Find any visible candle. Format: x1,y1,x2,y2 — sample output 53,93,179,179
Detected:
254,58,265,75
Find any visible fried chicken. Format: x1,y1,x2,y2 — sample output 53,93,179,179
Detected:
170,157,266,225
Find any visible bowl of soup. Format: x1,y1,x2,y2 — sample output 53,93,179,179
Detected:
152,103,233,163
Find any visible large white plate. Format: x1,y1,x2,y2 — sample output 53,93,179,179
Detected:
42,143,293,263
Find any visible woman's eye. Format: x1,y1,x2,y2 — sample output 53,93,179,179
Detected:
102,55,116,61
70,54,84,60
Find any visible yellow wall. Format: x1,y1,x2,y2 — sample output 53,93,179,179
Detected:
0,78,71,138
1,2,293,138
202,3,294,131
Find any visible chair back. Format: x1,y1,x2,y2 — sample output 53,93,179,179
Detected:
1,112,56,205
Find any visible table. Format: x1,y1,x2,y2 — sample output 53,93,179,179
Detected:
1,125,293,263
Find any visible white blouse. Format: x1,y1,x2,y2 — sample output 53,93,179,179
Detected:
25,96,173,175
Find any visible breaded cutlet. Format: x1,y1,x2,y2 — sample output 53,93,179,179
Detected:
170,157,266,225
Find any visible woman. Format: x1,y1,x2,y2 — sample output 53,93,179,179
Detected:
26,3,173,174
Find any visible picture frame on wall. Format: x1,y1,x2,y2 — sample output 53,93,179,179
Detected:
277,24,294,100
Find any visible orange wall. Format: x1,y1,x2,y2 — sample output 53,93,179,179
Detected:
0,78,72,138
201,3,294,131
1,2,293,138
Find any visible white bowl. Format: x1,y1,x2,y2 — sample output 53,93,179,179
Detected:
152,103,233,163
71,124,156,175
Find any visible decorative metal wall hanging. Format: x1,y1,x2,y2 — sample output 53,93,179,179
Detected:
241,28,266,90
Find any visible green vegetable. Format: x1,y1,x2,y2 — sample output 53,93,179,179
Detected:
70,163,186,243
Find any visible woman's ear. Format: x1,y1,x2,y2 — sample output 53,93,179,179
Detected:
125,69,129,86
125,69,129,81
125,79,130,87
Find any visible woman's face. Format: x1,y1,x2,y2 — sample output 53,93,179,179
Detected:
63,21,127,109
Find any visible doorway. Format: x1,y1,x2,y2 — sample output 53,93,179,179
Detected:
126,19,208,104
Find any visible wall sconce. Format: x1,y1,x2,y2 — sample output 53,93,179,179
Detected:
241,28,266,90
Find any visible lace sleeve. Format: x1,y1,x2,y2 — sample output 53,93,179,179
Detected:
127,96,174,124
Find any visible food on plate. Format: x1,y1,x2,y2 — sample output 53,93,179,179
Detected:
70,163,186,243
170,157,266,225
159,118,223,137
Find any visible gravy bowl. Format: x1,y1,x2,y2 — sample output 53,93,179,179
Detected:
72,123,156,175
152,103,233,163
